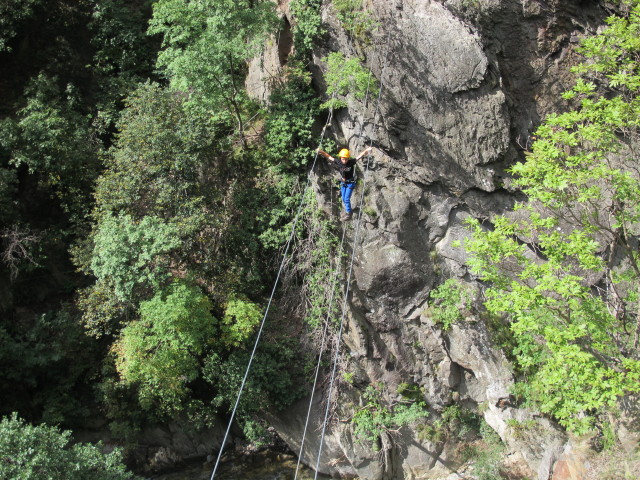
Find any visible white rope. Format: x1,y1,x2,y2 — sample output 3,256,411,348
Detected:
294,38,385,480
312,40,390,479
209,106,335,480
293,224,348,479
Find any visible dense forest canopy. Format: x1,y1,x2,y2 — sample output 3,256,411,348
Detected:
0,0,322,446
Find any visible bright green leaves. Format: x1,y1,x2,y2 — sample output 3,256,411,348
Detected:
464,0,640,434
352,383,428,449
575,2,640,92
111,282,266,416
525,347,639,433
321,52,379,110
426,279,474,330
332,0,379,41
114,282,216,414
221,295,263,348
0,414,139,480
91,213,181,302
466,210,634,432
465,183,634,433
149,0,278,136
290,0,323,54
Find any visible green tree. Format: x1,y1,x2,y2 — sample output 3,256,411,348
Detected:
290,0,323,55
264,63,321,169
0,413,140,480
0,0,162,433
332,0,379,41
321,52,379,110
0,0,43,52
114,282,217,414
464,0,640,433
91,213,181,302
148,0,278,146
220,295,263,348
0,74,100,221
89,0,160,134
89,82,278,301
427,278,475,330
203,334,307,415
95,82,208,223
77,279,132,339
0,307,101,425
352,383,428,450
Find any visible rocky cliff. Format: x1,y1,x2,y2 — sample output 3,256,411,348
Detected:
250,0,608,479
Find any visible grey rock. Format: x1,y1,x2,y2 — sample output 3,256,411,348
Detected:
247,0,609,479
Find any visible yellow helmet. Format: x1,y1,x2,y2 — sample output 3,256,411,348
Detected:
338,148,351,158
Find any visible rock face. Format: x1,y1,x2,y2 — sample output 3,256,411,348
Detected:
249,0,605,478
75,418,225,474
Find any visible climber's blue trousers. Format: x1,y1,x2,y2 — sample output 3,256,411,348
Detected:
340,181,356,213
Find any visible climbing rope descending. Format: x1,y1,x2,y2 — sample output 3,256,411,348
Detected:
293,38,388,480
293,224,349,480
211,18,391,480
209,106,336,480
311,40,390,480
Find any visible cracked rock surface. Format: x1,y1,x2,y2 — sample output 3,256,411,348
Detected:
247,0,606,478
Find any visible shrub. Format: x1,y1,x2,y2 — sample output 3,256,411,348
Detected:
427,278,474,330
0,413,140,480
321,52,379,110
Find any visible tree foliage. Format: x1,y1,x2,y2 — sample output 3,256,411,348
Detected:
91,213,181,302
95,82,208,222
88,0,160,133
0,307,100,425
427,278,475,330
290,0,323,55
352,383,428,449
0,74,99,220
0,413,139,480
114,282,216,414
321,52,379,110
148,0,278,142
90,82,273,300
0,0,160,432
0,0,315,449
264,63,321,169
203,334,306,414
0,0,43,52
464,0,640,433
332,0,379,41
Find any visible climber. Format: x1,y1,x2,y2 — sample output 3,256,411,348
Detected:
317,146,373,221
